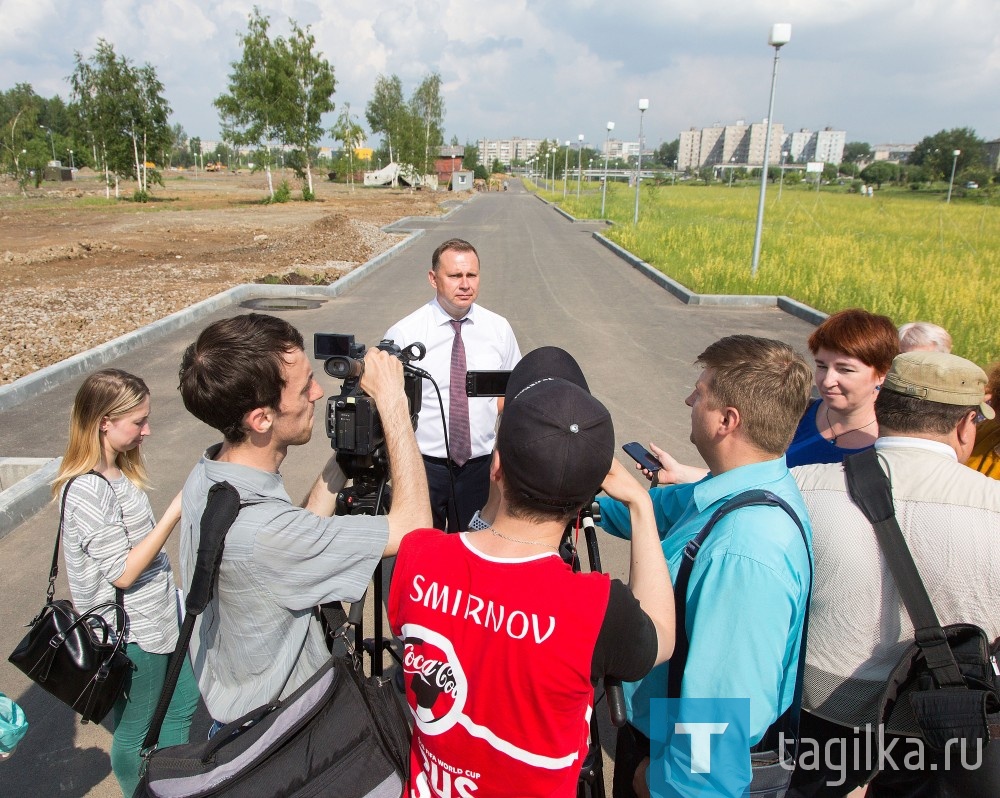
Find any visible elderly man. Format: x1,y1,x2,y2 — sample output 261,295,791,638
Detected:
385,238,520,531
790,351,1000,797
598,334,814,798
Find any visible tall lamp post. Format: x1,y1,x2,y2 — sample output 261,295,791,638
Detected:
751,23,791,278
601,120,614,217
563,140,570,198
778,150,788,200
576,134,584,199
39,125,56,162
633,98,649,225
946,149,960,203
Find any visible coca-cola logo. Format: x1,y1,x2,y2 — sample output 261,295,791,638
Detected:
400,624,467,735
404,647,460,698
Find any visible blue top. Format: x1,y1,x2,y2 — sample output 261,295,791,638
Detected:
785,399,871,467
597,457,812,798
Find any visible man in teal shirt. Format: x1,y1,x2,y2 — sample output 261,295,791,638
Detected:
598,335,814,798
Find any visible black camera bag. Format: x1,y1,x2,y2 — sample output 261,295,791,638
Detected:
844,449,1000,754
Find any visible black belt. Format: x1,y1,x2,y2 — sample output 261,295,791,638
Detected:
422,453,491,467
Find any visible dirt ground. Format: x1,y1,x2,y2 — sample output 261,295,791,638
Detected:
0,168,449,384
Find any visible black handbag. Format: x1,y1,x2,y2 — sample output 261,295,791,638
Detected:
8,472,132,725
667,489,812,798
844,450,1000,754
134,481,409,798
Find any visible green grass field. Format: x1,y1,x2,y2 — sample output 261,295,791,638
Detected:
534,179,998,366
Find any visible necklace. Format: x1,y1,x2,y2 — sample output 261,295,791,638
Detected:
825,403,876,445
487,525,560,551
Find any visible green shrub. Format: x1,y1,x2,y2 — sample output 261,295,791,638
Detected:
272,180,291,203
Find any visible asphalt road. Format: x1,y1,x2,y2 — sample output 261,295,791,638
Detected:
0,181,816,796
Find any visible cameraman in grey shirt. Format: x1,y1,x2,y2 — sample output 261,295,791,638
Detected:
177,313,430,723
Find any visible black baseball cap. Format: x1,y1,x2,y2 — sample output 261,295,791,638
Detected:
504,346,590,402
499,348,613,509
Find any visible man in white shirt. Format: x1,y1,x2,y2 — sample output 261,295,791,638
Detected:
385,238,520,531
790,351,1000,797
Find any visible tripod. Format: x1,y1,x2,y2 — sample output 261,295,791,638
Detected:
561,500,628,798
319,464,398,677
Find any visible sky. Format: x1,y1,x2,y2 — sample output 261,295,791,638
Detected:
2,0,998,152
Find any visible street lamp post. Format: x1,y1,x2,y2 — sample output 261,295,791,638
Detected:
728,156,737,187
39,125,56,162
563,140,570,198
576,134,584,199
946,149,961,203
601,120,614,217
778,150,788,200
633,99,648,225
68,149,75,169
751,23,791,278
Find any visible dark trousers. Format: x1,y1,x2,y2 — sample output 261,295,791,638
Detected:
612,723,651,798
787,711,1000,798
423,454,491,531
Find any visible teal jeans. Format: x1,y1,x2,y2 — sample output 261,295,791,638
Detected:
111,643,200,797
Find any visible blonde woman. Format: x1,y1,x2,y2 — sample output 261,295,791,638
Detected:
53,369,197,796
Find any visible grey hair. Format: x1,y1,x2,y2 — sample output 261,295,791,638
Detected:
898,322,952,354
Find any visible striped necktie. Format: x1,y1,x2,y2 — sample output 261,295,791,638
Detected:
449,319,471,466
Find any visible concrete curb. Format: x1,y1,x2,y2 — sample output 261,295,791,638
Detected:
592,232,828,325
533,189,827,326
0,457,60,541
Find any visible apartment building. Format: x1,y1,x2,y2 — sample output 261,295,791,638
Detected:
677,121,786,170
476,137,545,167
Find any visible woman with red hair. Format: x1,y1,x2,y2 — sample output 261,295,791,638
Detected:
784,308,898,466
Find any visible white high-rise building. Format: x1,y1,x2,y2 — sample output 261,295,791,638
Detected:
476,137,546,167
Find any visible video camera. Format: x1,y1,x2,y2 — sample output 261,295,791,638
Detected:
314,334,425,484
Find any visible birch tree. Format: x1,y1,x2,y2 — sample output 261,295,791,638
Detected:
69,40,171,200
276,20,336,197
214,8,283,198
332,102,365,191
366,74,404,168
411,73,445,178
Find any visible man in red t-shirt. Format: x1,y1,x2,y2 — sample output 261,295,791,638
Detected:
389,347,675,798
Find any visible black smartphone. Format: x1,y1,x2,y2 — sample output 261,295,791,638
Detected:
622,441,662,472
466,370,511,397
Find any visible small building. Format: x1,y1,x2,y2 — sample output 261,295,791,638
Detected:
450,170,474,192
435,146,465,187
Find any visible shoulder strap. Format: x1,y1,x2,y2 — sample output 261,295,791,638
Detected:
54,471,125,618
843,449,966,688
666,490,812,750
141,481,242,754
